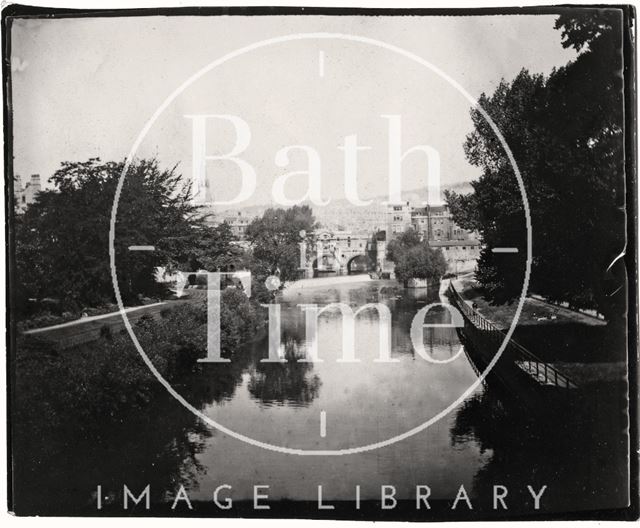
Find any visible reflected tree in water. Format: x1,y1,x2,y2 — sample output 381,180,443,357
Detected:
12,376,219,514
450,385,628,513
186,348,251,405
11,331,254,514
247,337,321,407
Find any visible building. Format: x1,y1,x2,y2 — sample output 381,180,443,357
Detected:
309,229,382,276
14,174,41,212
201,207,252,241
387,202,414,237
429,240,482,274
223,211,251,241
386,201,481,273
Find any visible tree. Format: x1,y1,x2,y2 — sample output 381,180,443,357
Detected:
446,10,625,317
245,205,316,299
386,229,423,263
172,220,245,273
393,244,447,286
13,158,217,314
385,229,447,286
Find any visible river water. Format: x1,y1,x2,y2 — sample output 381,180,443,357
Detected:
13,279,628,515
181,279,487,502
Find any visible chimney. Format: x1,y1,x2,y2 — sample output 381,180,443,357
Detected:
30,174,41,190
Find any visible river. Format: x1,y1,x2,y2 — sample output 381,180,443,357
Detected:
12,279,628,515
182,279,485,501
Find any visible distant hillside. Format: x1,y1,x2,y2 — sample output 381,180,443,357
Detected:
378,181,475,204
214,181,475,219
443,181,474,195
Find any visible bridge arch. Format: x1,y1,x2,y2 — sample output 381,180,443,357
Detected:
347,254,375,275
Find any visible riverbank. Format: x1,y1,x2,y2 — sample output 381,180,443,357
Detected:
451,276,605,330
17,289,211,348
12,288,263,512
11,273,629,516
451,276,626,375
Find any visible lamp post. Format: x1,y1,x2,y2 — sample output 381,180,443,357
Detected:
298,229,308,278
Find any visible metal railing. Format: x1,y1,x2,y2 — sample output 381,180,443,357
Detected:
448,282,577,390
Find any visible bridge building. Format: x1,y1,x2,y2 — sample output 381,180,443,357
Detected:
304,229,386,277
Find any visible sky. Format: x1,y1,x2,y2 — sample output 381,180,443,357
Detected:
9,14,577,206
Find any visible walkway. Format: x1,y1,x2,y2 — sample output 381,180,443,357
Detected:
451,277,606,330
447,281,578,390
450,277,624,387
21,292,203,349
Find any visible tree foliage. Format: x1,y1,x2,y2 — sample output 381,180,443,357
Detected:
13,158,220,314
393,244,448,286
446,11,625,317
175,220,246,273
386,229,447,286
245,205,316,299
386,229,423,263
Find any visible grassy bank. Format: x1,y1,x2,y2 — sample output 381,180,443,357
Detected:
452,277,626,366
11,288,261,456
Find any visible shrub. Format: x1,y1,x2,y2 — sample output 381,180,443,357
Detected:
394,245,448,286
13,290,262,440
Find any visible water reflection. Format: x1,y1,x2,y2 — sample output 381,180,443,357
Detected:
12,377,215,513
20,279,598,513
450,377,628,513
182,280,483,480
248,337,322,407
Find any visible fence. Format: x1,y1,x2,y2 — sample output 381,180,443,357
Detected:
447,282,577,390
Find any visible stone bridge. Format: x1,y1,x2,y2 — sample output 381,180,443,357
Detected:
301,230,386,277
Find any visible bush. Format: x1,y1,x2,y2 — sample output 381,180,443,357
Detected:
394,245,448,286
13,290,262,441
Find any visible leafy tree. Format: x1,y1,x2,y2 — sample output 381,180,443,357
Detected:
446,10,625,317
393,244,447,286
386,229,423,263
245,205,316,299
13,158,216,314
172,220,245,273
385,229,446,286
248,339,321,405
555,11,620,51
